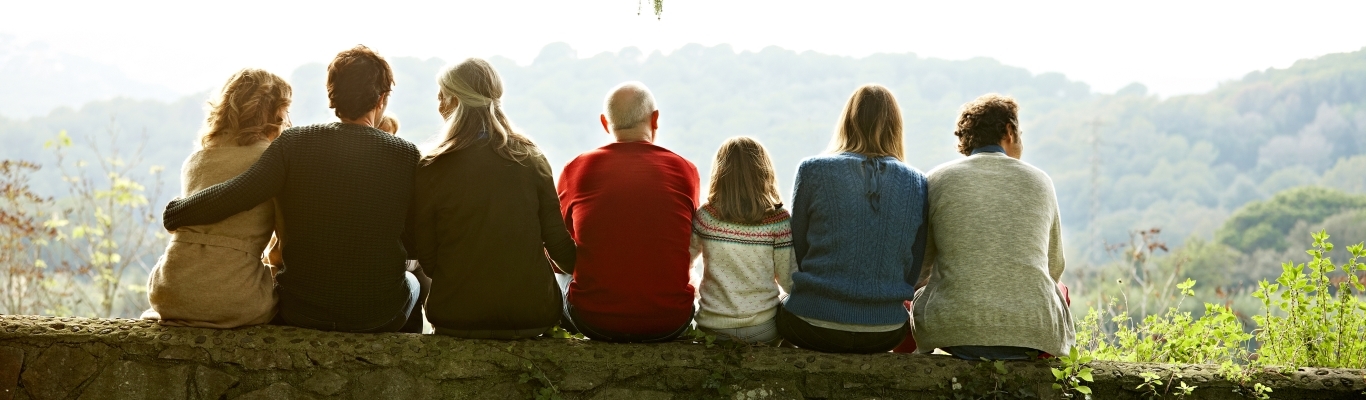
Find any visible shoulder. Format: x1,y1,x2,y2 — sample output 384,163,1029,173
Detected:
798,153,853,169
1015,159,1055,185
795,154,856,177
925,156,980,185
886,159,927,181
760,208,793,225
280,122,335,137
561,149,598,174
650,144,699,172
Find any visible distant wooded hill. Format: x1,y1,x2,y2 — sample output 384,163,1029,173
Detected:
2,43,1364,263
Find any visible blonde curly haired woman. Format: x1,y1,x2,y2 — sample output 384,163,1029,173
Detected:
142,68,291,328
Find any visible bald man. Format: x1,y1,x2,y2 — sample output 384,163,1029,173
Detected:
556,82,701,343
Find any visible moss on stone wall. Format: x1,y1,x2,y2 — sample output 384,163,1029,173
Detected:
0,315,1363,399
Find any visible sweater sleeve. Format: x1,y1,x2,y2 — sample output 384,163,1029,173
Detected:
163,136,288,230
1047,202,1066,282
774,235,796,295
557,160,577,243
906,186,929,287
916,224,936,288
789,162,812,269
537,155,577,274
402,173,418,261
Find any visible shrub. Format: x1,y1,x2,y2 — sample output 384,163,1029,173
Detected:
1252,231,1366,369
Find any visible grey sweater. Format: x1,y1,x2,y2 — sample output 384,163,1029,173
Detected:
911,152,1075,356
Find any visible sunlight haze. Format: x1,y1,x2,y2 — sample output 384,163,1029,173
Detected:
3,0,1364,101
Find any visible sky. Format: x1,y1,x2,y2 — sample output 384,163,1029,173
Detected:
2,0,1365,99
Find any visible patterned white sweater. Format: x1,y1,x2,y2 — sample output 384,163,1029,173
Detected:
689,204,796,329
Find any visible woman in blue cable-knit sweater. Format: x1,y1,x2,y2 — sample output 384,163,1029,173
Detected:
778,84,929,354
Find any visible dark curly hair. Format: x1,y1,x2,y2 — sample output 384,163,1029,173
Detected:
954,94,1019,156
327,45,394,120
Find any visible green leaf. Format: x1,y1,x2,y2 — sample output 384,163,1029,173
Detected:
1075,385,1092,395
1077,368,1094,382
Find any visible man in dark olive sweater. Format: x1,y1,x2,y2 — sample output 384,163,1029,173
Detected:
557,82,701,342
162,46,423,333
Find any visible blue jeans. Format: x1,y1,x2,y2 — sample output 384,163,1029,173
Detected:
277,271,421,333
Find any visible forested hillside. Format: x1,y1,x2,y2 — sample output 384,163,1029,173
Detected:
3,43,1364,267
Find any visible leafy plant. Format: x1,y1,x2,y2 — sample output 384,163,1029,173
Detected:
0,160,64,314
546,325,585,340
1252,231,1366,369
44,128,165,317
637,0,663,18
1076,279,1251,365
1051,347,1094,399
1135,370,1196,399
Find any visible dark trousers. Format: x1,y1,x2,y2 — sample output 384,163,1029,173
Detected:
434,326,552,340
775,305,907,354
275,268,429,333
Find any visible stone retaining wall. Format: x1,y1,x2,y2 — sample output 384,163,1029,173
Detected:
1,315,1363,399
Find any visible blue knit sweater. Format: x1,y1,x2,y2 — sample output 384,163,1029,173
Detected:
785,153,928,325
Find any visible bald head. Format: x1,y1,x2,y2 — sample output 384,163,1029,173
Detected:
601,82,658,142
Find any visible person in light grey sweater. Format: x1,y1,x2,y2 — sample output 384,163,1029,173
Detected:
911,94,1075,360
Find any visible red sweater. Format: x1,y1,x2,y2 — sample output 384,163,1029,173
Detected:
558,141,700,334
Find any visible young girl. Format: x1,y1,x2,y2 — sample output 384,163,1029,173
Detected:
690,136,795,344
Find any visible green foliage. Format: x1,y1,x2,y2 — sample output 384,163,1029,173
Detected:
1251,231,1366,369
43,129,165,317
0,159,61,314
1076,279,1251,365
1136,370,1197,399
2,128,164,317
1215,187,1366,253
1319,155,1366,194
546,325,585,340
638,0,663,18
1050,347,1094,399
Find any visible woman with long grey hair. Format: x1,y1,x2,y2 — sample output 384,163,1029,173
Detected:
409,58,577,339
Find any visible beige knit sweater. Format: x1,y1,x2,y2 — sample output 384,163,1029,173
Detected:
688,205,796,329
911,152,1075,356
142,141,278,328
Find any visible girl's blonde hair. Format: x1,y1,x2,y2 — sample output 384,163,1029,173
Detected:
708,136,783,224
832,84,904,161
200,68,292,148
422,58,538,165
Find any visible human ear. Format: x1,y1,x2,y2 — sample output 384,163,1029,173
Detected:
600,114,610,134
650,110,660,131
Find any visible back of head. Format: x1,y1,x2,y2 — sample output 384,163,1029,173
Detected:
603,82,657,132
834,84,904,161
708,136,782,224
954,93,1018,156
422,58,538,165
327,45,394,120
200,68,292,149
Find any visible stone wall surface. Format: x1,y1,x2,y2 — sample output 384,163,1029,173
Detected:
1,315,1363,399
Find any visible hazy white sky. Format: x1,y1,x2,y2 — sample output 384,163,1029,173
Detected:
3,0,1364,97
